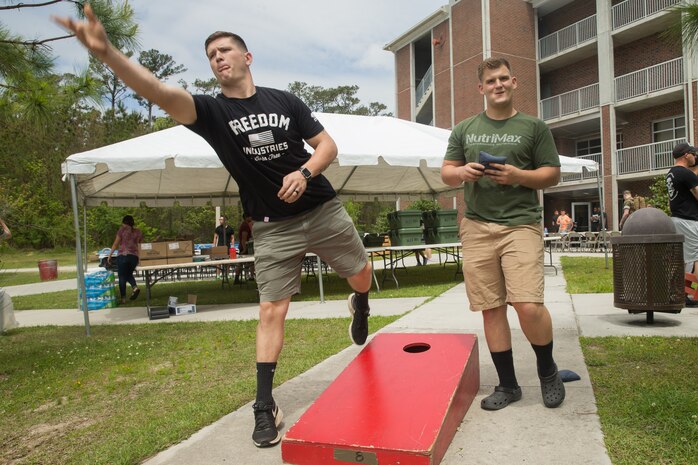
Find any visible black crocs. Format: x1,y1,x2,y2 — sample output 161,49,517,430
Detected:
540,365,566,408
481,385,522,410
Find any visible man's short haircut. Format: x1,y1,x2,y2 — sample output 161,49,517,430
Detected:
204,31,248,53
478,57,512,82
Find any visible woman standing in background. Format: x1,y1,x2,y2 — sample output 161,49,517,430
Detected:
107,215,143,304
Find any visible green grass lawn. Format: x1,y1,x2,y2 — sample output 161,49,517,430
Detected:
580,337,698,465
563,257,697,464
0,247,88,269
2,256,695,464
0,270,78,287
11,262,462,310
0,317,401,465
560,255,613,293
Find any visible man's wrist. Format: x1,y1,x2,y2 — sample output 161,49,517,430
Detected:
299,166,312,181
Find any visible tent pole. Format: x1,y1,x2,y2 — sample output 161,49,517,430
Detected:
83,201,88,273
317,255,324,303
70,174,91,336
596,168,609,269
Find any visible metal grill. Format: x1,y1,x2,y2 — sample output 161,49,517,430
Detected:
612,242,684,311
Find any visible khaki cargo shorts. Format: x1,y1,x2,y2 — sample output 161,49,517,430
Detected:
253,197,367,302
459,217,544,311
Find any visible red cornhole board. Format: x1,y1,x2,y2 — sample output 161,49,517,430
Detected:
282,333,479,465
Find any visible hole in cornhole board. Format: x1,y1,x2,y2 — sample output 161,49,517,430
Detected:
403,342,431,353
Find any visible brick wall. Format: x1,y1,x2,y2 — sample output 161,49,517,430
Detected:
614,33,682,77
540,55,598,96
433,19,453,128
538,0,596,36
554,137,577,156
490,0,538,117
395,46,412,120
619,100,684,147
451,0,484,124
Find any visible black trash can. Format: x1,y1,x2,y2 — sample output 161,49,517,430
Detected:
611,208,684,323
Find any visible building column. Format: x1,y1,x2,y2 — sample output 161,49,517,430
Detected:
597,0,618,229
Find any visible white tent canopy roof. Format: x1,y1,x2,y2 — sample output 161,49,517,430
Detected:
62,113,598,207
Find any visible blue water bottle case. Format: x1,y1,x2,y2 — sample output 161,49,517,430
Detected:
479,151,507,171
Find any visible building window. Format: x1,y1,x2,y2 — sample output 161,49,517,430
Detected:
617,132,623,150
576,137,601,156
653,116,685,142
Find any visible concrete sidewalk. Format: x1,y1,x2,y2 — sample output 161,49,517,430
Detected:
141,259,617,465
10,253,698,465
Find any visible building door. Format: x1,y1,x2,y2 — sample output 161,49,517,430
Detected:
571,202,591,232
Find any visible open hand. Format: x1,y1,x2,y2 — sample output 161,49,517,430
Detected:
53,4,110,59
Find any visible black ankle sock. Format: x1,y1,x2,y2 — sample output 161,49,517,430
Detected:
491,349,518,389
531,341,556,378
255,362,277,404
353,291,370,311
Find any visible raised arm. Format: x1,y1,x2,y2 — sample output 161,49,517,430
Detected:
53,4,196,124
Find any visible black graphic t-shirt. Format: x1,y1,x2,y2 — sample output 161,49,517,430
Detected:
666,166,698,221
186,87,336,221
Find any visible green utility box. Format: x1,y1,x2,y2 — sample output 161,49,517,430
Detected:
425,226,460,245
389,228,424,247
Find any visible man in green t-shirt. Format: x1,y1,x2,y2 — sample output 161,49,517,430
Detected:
441,57,564,410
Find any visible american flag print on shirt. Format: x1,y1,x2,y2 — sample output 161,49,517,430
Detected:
249,130,275,147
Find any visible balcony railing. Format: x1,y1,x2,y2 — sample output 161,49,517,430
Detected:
616,138,683,175
561,153,602,183
539,15,597,60
415,65,433,109
540,83,599,121
612,0,681,29
614,57,683,102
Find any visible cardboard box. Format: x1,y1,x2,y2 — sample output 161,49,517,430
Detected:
167,256,193,265
139,258,168,267
203,245,229,260
139,242,168,259
174,295,197,316
166,240,193,258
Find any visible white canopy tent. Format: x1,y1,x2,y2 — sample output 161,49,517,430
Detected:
62,113,601,334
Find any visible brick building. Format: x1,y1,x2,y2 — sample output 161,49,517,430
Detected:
384,0,694,231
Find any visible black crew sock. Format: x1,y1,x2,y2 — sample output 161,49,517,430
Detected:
353,290,370,311
255,362,277,405
531,341,556,378
490,349,518,389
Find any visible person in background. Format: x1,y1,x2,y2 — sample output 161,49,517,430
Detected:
441,57,564,412
238,213,253,254
214,215,235,250
590,207,601,232
107,215,143,304
0,217,10,242
618,190,634,231
551,209,560,233
235,214,254,283
666,142,698,308
0,217,19,333
213,215,235,280
556,210,572,234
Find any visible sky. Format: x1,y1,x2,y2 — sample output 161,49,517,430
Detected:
8,0,448,114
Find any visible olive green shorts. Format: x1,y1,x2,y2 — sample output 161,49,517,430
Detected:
459,217,544,311
253,197,367,302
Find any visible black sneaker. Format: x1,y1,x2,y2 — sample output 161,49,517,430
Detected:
252,400,283,448
348,293,370,345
